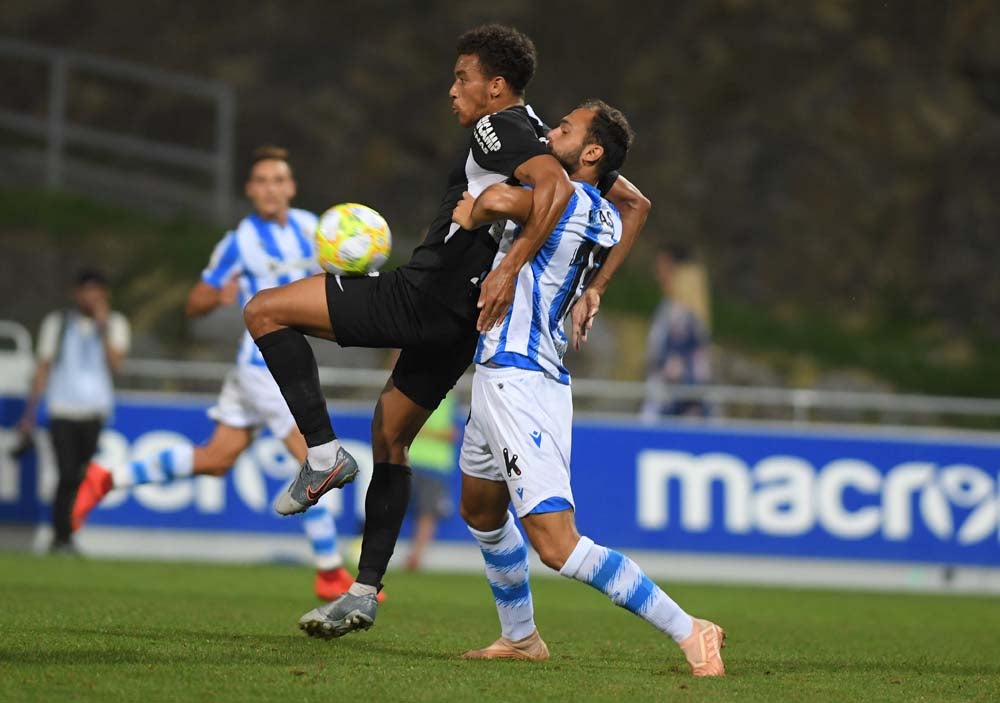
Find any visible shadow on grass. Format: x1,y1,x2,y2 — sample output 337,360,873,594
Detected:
3,625,462,666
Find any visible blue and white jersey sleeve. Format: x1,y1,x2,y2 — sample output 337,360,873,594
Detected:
475,181,622,384
289,208,321,275
201,231,242,289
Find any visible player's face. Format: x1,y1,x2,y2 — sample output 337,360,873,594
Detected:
246,159,296,220
450,54,494,127
546,108,598,176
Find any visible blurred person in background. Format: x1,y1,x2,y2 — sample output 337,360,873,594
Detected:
70,146,358,600
404,388,458,571
641,244,712,420
17,269,130,554
351,351,458,573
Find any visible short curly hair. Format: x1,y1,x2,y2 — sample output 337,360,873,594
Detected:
456,24,537,95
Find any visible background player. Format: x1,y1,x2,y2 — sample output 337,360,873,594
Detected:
72,146,356,600
450,102,726,676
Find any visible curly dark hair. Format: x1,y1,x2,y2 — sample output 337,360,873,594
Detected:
578,99,635,175
456,24,537,95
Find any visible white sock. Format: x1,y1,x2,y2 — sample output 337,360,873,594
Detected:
306,439,342,469
113,444,195,488
560,537,694,642
348,582,377,597
468,511,535,642
303,499,343,571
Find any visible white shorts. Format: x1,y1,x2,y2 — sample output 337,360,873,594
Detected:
460,364,574,518
207,365,296,439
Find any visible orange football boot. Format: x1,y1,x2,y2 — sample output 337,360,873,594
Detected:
71,462,114,531
678,617,726,676
461,629,550,661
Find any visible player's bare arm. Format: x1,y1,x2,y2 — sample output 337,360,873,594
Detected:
17,359,51,436
569,175,651,350
185,279,237,318
451,184,533,231
586,175,650,297
476,153,573,332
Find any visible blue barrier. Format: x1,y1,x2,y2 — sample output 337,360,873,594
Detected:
2,394,998,566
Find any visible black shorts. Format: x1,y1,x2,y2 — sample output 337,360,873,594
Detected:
325,271,478,410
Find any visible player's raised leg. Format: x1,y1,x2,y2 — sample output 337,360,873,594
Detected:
522,509,725,677
245,275,359,514
72,423,253,530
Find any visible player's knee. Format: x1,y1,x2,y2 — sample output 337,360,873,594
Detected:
535,542,570,571
459,500,502,532
459,500,480,529
243,289,277,337
369,420,408,465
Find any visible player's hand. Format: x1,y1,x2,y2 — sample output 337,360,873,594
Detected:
91,296,110,326
451,191,476,230
219,277,240,306
15,413,35,437
477,263,516,332
570,288,601,350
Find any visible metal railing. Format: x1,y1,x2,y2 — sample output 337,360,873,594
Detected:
116,357,1000,428
4,311,997,427
0,37,236,223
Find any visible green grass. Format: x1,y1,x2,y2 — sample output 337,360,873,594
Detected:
1,553,998,702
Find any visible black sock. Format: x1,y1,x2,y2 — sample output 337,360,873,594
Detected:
356,462,412,588
254,328,335,447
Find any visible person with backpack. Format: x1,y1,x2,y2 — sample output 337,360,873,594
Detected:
17,269,130,554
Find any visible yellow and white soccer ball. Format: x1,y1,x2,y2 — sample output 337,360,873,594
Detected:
315,202,391,275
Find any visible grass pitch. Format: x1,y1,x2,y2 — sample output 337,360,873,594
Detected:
1,552,997,702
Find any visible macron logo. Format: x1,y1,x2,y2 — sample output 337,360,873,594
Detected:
530,430,542,448
474,116,502,153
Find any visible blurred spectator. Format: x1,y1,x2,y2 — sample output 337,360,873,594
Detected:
404,390,458,570
16,270,130,554
641,244,711,420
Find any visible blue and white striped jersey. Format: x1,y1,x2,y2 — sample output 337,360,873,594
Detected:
474,181,622,384
201,208,320,367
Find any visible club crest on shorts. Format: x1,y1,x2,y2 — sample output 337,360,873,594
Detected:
503,447,522,477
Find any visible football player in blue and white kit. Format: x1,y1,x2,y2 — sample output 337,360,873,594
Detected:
73,147,358,601
452,103,726,676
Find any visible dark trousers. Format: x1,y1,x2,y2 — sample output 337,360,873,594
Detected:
49,417,103,544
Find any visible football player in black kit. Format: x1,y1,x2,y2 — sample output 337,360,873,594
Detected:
243,24,650,638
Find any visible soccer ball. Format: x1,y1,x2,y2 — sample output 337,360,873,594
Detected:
315,202,391,275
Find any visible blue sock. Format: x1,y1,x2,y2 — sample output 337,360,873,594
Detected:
113,444,194,487
560,537,693,642
468,511,535,642
302,499,342,571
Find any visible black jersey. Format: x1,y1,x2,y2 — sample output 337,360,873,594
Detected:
399,104,550,321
